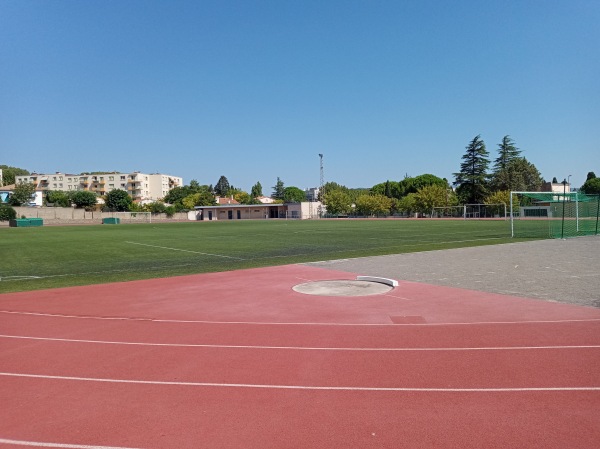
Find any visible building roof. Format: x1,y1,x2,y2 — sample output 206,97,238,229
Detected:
195,203,285,210
216,197,240,205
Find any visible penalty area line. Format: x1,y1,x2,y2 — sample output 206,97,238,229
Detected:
1,372,599,392
124,241,244,260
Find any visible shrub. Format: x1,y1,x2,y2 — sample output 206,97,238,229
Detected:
0,205,17,221
165,206,176,218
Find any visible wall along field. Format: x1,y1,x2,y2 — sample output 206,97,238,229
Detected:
0,219,527,293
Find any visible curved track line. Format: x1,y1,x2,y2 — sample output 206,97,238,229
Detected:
2,310,600,326
2,372,599,392
2,334,599,352
0,437,143,448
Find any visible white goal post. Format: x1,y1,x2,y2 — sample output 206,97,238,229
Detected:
431,203,506,220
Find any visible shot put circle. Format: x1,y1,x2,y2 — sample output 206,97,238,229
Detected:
292,279,394,297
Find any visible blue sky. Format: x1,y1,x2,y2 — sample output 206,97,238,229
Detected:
1,0,598,192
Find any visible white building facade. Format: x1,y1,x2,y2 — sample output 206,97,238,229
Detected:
15,171,182,202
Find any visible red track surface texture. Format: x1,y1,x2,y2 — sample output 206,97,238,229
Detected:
1,264,600,449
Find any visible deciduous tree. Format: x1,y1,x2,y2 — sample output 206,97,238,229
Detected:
8,182,36,206
283,186,306,203
414,184,456,213
70,190,98,209
484,190,515,215
397,193,417,215
580,177,600,195
0,205,16,221
104,189,132,212
323,190,352,216
0,165,29,186
354,194,392,216
46,190,71,207
145,201,167,214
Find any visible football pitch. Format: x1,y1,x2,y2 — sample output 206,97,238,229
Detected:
0,219,532,293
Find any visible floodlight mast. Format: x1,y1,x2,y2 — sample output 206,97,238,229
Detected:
319,153,325,217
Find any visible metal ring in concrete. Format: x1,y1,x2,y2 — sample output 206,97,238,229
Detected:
292,280,394,297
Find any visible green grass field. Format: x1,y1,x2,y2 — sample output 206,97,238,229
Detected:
0,219,536,293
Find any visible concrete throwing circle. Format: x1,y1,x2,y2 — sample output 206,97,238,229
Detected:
292,280,393,297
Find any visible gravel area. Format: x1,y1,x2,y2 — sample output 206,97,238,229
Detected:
306,236,600,308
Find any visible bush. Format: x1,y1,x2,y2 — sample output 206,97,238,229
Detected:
165,206,176,218
0,205,17,221
146,201,167,214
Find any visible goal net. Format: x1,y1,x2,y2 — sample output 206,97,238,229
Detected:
432,204,506,219
431,205,464,218
105,211,152,223
510,191,600,238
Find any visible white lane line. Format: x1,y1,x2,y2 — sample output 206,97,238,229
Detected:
3,335,600,352
2,311,600,326
2,372,599,392
124,241,244,260
0,437,143,448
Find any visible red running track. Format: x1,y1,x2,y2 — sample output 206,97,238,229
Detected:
1,264,600,448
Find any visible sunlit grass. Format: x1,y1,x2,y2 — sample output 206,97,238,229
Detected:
0,219,535,293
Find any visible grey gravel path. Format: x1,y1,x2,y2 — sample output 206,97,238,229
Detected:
306,236,600,308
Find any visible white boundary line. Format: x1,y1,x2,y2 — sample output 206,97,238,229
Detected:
0,437,143,448
124,241,244,260
1,372,598,392
2,311,600,326
3,335,600,352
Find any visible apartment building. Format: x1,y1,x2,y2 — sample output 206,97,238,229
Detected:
15,171,183,202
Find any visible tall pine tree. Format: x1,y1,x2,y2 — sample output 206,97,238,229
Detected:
272,177,285,200
214,175,230,196
454,135,490,204
491,135,522,191
251,181,263,198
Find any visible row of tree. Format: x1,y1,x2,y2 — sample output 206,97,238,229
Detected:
453,135,544,203
321,135,548,216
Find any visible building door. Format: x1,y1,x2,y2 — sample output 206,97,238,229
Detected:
237,210,241,219
228,210,233,220
208,211,213,221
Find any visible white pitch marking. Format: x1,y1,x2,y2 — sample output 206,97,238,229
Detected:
124,241,244,260
2,335,599,352
0,437,144,448
1,372,599,392
0,276,42,282
2,310,600,326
